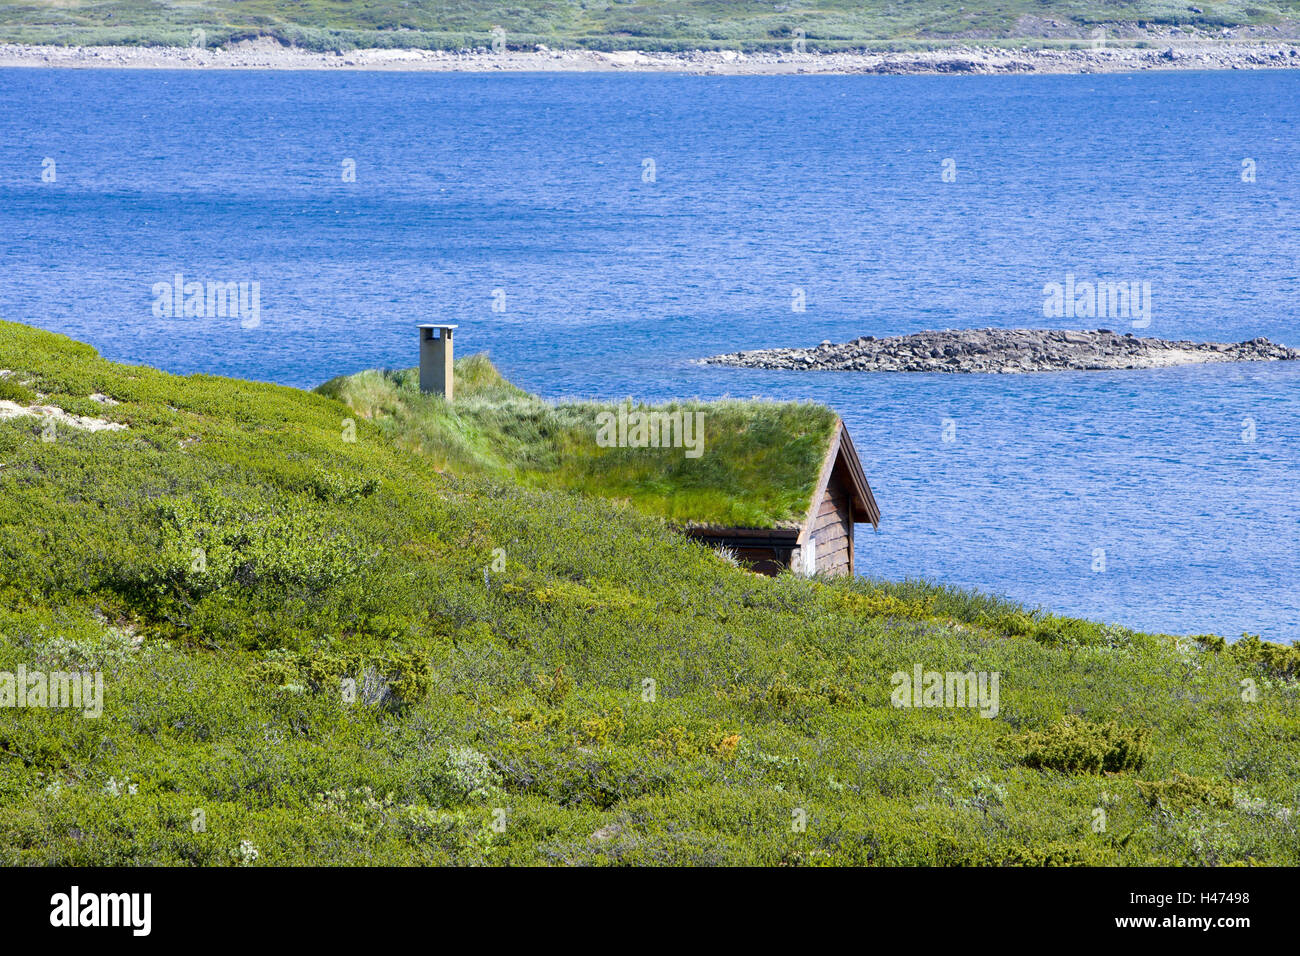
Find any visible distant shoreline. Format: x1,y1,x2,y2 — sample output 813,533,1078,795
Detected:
2,39,1299,74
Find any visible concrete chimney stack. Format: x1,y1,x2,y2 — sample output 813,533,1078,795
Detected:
418,324,456,400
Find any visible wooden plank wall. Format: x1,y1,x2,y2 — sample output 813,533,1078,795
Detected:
811,468,854,576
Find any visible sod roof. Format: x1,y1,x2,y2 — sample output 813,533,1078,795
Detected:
315,357,843,530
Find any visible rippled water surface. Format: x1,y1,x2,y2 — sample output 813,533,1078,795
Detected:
1,67,1297,639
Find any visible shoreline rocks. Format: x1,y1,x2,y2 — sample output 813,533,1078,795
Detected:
1,40,1299,74
699,329,1300,373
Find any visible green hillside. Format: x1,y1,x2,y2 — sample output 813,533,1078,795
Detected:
2,0,1299,52
1,319,1297,866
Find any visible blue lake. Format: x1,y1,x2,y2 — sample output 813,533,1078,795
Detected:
1,67,1297,640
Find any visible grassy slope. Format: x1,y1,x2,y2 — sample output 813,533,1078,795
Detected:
1,318,1298,866
2,0,1300,52
315,360,837,529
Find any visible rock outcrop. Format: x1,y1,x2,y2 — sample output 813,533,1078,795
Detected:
699,329,1300,373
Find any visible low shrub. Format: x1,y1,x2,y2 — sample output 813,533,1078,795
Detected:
1197,633,1300,681
250,649,431,709
1137,772,1235,811
0,378,37,404
1018,716,1149,775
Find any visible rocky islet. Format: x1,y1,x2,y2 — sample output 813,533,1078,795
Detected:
699,328,1300,373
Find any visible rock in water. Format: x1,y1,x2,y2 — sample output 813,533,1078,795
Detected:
697,329,1300,373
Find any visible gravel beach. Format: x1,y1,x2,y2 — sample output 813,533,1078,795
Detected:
2,37,1300,74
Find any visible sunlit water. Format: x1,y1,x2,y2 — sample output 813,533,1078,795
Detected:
1,67,1297,640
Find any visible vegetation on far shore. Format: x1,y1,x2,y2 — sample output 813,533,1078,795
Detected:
2,0,1300,54
1,319,1298,866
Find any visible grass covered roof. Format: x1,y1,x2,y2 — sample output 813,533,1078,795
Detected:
315,356,840,529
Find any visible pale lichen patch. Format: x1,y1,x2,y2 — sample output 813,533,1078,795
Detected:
0,399,128,432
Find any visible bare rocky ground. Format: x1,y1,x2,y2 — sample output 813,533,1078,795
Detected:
0,370,127,431
2,34,1300,73
699,329,1300,373
0,399,126,431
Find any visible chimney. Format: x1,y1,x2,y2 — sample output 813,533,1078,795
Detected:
418,324,456,400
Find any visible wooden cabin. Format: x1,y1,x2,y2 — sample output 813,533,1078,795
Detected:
682,419,879,577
